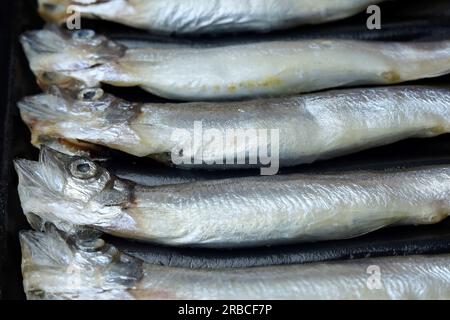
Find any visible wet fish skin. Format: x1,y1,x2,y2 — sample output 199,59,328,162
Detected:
14,147,450,247
20,230,450,300
21,27,450,100
18,86,450,168
38,0,384,34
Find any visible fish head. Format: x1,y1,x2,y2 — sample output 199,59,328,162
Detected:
20,228,143,299
18,87,140,154
20,26,125,87
15,147,132,233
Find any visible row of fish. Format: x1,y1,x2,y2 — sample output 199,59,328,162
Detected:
14,147,450,247
38,0,385,34
20,228,450,299
18,85,450,170
22,27,450,100
16,1,450,300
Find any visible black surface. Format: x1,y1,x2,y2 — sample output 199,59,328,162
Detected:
1,0,450,299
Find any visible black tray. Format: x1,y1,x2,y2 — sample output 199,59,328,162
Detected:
1,0,450,300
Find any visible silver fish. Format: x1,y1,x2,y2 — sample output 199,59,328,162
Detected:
18,86,450,170
14,147,450,247
37,0,385,34
20,229,450,300
20,27,450,100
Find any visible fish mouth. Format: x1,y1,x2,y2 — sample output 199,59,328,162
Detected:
20,29,66,55
18,91,83,148
21,27,104,74
14,146,69,194
20,229,73,270
21,27,126,89
18,92,69,126
14,159,48,191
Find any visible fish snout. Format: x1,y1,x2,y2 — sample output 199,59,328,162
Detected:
21,30,62,55
18,93,67,127
14,159,46,190
20,230,72,270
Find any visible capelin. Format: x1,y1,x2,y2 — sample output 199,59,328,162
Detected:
20,25,126,80
20,228,143,299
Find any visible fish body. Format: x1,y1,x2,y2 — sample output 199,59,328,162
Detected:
38,0,384,34
20,230,450,300
19,86,450,169
14,148,450,247
21,28,450,100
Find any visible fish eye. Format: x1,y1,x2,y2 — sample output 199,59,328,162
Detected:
69,158,98,180
72,29,96,41
78,88,104,101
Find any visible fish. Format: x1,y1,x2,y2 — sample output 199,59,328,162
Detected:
20,27,450,101
37,0,385,34
14,147,450,248
18,86,450,170
20,229,450,300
